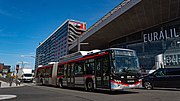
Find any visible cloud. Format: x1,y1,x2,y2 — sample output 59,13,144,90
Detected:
0,8,23,19
0,52,20,56
0,33,18,37
20,55,35,58
0,31,21,37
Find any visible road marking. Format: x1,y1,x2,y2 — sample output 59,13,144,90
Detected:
0,95,17,100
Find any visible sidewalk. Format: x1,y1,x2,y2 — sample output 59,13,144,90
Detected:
0,80,23,88
0,80,23,100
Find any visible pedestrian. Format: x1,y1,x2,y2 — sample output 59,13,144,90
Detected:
9,77,13,86
7,73,11,86
8,73,14,87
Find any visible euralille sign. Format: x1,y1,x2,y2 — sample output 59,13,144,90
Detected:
143,28,179,42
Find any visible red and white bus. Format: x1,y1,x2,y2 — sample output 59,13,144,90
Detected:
35,62,58,86
35,48,142,91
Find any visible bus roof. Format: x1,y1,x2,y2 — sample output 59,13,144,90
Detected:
59,48,135,63
59,51,89,63
102,48,135,52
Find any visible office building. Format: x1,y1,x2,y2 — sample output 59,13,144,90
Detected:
35,20,86,68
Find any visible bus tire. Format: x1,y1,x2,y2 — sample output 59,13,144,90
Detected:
59,80,63,88
86,80,94,91
144,81,153,90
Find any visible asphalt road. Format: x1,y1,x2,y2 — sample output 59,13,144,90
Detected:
0,84,180,101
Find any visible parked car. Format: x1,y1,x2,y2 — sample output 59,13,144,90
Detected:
142,68,180,90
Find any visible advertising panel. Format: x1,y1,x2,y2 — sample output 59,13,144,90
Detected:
69,21,86,31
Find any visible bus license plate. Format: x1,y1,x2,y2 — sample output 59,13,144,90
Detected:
129,85,135,87
127,80,134,83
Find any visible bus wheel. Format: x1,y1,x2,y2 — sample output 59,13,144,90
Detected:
144,81,153,90
59,80,63,88
86,80,94,91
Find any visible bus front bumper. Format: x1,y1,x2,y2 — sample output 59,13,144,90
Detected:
110,81,142,90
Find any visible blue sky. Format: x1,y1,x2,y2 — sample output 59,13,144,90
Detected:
0,0,122,70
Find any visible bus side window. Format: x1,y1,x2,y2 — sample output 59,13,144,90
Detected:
102,56,110,76
83,63,86,74
90,62,95,74
96,61,101,76
41,69,45,77
64,66,67,77
67,66,71,77
84,59,95,75
85,63,95,75
44,67,52,77
36,69,40,77
85,64,89,74
57,65,64,76
75,62,83,75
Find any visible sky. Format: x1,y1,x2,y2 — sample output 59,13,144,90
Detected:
0,0,122,70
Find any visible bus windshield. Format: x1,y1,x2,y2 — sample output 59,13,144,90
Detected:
113,56,140,74
23,74,33,77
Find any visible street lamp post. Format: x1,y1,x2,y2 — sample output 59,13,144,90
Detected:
20,54,45,69
17,61,28,69
77,37,89,51
20,55,36,69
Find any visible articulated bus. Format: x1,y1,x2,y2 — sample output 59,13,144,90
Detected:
35,48,142,91
35,62,58,86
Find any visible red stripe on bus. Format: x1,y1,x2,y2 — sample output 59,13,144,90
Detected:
57,76,63,78
134,81,142,85
110,80,141,86
37,65,53,69
110,80,122,84
110,80,129,86
84,75,94,79
58,52,109,65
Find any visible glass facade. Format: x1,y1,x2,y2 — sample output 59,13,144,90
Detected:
110,19,180,73
35,20,86,68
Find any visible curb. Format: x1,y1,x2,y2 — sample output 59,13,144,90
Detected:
0,95,17,100
0,81,24,88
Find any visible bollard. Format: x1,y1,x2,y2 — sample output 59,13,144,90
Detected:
0,82,1,87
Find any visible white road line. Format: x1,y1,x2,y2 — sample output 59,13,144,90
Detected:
0,95,17,100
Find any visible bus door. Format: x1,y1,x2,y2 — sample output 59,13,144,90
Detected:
44,67,52,85
74,61,84,87
67,63,75,87
95,56,110,88
36,68,44,84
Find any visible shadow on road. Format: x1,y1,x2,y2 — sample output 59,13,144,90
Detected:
137,87,180,92
153,88,180,92
58,86,139,95
94,89,138,95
